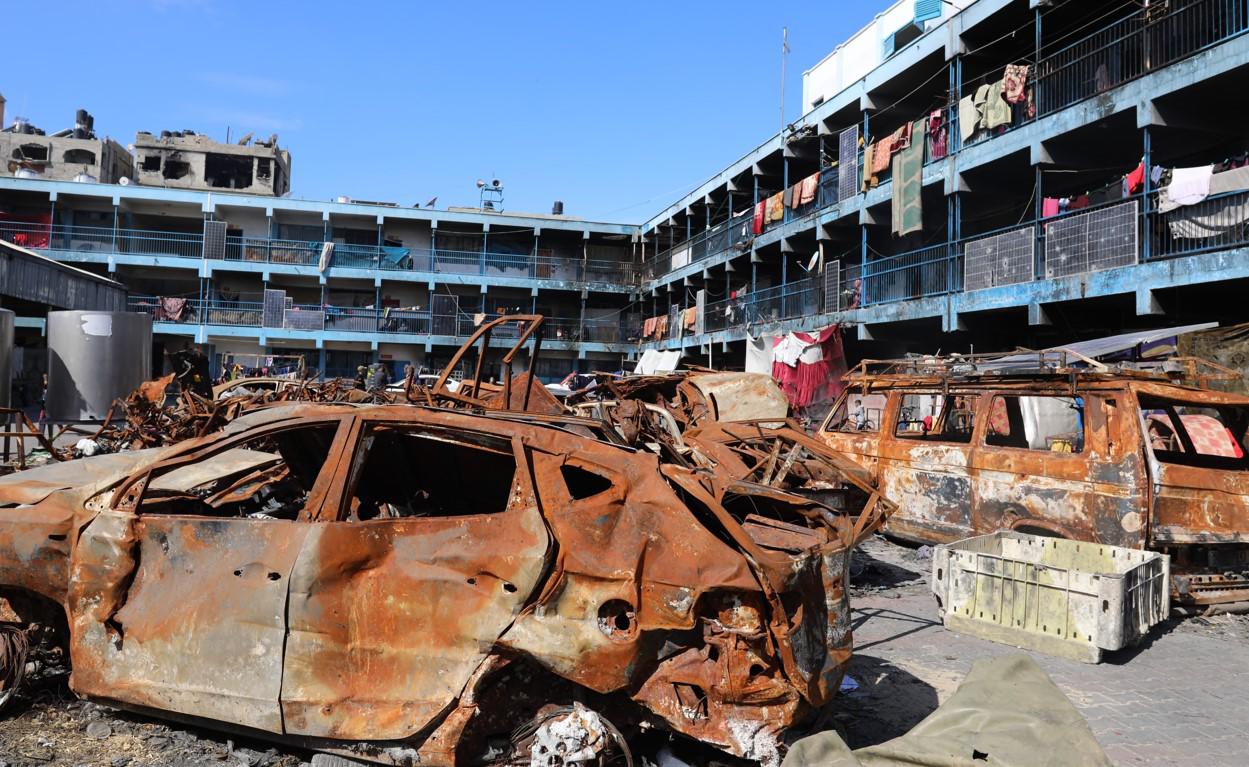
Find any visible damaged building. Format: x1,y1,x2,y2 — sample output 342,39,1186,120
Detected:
133,130,291,196
0,101,132,184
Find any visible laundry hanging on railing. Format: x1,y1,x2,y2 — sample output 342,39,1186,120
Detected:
1159,165,1214,212
982,81,1012,130
798,172,820,206
892,119,926,237
767,192,785,223
1165,165,1249,239
928,110,948,160
1003,64,1029,104
769,325,846,409
753,200,765,235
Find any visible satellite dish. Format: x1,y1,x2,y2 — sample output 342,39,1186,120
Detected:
476,179,486,188
119,176,132,186
492,178,501,189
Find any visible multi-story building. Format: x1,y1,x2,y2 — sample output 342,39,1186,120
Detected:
2,0,1249,389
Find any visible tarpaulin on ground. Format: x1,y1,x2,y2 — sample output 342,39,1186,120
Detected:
781,654,1112,767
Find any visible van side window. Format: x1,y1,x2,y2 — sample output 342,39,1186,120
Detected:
1139,396,1249,468
984,395,1084,452
826,387,887,433
894,394,975,443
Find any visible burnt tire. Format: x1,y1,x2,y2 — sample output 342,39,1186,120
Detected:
502,703,633,767
0,624,31,715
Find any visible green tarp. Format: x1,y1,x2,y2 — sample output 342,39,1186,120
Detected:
782,654,1112,767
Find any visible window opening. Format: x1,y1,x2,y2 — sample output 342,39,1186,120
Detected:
346,425,516,520
985,395,1084,452
894,394,975,443
205,152,254,189
139,423,338,518
62,148,96,165
560,463,614,500
141,155,162,172
1140,396,1249,469
825,386,886,433
163,159,191,180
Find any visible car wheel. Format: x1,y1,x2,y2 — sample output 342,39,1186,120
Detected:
502,703,633,767
0,624,31,715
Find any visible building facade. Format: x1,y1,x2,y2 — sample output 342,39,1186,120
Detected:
2,0,1249,383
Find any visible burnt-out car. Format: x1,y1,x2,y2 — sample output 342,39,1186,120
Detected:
818,355,1249,607
0,402,889,765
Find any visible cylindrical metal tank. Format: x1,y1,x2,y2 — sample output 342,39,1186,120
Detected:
0,309,13,409
46,311,151,421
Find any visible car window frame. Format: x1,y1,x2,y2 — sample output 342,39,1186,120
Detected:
980,392,1088,455
110,416,353,521
886,390,982,446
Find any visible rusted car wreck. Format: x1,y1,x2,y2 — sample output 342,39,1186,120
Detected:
0,317,891,766
819,352,1249,608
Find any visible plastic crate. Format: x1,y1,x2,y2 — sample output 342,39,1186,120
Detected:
931,531,1169,663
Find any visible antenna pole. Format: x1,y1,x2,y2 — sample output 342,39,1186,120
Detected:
780,27,789,137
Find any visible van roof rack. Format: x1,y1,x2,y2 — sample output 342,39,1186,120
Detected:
845,351,1241,390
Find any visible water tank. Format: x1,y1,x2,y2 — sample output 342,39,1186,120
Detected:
46,311,151,421
552,200,565,215
0,309,12,408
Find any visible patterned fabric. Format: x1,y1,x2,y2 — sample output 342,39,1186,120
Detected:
871,139,893,175
892,119,926,236
798,172,819,206
1180,414,1241,457
1003,64,1029,104
928,110,948,160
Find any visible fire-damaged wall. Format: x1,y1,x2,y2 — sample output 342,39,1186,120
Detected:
133,130,291,196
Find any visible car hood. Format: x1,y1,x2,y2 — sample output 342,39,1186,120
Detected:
0,448,169,507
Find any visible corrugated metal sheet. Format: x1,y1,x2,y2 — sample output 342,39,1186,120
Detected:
0,240,126,311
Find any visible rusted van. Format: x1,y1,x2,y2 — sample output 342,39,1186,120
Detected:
819,355,1249,607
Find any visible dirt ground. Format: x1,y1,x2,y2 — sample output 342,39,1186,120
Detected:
2,536,1247,766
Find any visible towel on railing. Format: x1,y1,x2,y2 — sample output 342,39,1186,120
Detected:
799,172,819,206
928,110,948,160
958,95,978,143
1159,165,1214,212
753,200,766,234
983,81,1012,130
767,192,785,223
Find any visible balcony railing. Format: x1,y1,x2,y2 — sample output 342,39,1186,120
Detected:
0,221,637,284
1149,188,1249,261
127,296,626,344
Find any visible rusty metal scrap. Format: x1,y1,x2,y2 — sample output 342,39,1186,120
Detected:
0,406,891,765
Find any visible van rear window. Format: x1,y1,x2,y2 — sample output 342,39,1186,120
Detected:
1139,396,1249,470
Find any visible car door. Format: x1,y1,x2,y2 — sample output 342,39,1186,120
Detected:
968,391,1139,544
65,416,352,734
279,416,552,741
817,383,889,482
876,391,981,542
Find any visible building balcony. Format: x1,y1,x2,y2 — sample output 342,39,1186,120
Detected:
0,222,640,287
125,294,632,348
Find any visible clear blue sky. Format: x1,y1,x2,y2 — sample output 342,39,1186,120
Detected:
5,1,879,223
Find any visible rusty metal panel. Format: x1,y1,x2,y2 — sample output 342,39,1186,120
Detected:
68,514,309,733
281,471,550,740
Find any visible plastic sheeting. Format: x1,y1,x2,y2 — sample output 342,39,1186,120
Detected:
782,654,1112,767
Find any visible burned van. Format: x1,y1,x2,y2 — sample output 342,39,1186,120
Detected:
819,355,1249,607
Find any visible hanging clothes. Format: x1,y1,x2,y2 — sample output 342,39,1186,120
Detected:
1159,165,1214,212
1042,198,1060,218
871,139,893,175
767,192,785,223
1210,165,1249,195
683,306,697,330
890,122,913,153
1169,195,1249,239
958,95,978,142
928,110,948,160
643,316,656,338
892,119,926,237
798,172,819,206
983,81,1012,130
752,200,765,235
1125,161,1145,195
782,185,794,209
861,142,875,191
973,84,992,130
1002,64,1029,104
745,333,775,374
770,326,846,409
